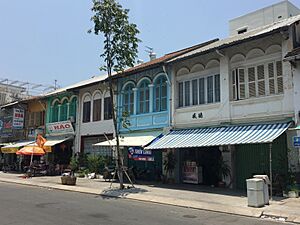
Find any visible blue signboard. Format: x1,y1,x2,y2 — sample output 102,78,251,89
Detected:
128,147,154,161
293,136,300,147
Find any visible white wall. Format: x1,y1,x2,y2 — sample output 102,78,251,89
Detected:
229,1,300,35
74,83,114,153
173,35,295,129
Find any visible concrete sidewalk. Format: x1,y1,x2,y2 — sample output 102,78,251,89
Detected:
0,172,299,223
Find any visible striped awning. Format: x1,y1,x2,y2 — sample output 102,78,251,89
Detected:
145,122,290,150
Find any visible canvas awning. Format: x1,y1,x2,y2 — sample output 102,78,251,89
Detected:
145,123,290,150
1,141,35,153
27,137,72,152
94,131,162,147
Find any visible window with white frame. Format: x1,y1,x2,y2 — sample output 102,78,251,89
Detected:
93,93,101,121
123,83,134,115
82,95,91,123
178,74,220,108
231,60,283,100
104,96,112,120
154,76,167,112
138,80,150,114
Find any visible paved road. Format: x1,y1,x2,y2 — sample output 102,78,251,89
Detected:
0,182,288,225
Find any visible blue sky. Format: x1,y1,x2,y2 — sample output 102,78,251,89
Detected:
0,0,299,88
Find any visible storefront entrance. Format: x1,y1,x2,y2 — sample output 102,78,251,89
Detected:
126,147,162,182
180,147,221,186
235,133,288,190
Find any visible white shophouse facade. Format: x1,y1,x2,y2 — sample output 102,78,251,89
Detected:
68,76,114,156
147,1,300,189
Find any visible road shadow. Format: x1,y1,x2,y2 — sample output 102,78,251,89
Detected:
99,186,148,199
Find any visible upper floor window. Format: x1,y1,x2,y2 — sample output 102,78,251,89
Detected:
51,102,59,122
69,97,77,122
104,96,112,120
123,84,134,115
82,95,91,123
28,111,45,127
60,99,68,121
154,76,167,112
138,80,150,114
93,93,102,121
231,60,283,101
178,74,220,108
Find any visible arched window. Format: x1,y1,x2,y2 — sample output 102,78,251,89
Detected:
51,101,59,122
93,92,102,121
60,99,68,121
138,80,150,114
69,97,77,122
82,95,91,123
154,76,167,112
123,84,134,115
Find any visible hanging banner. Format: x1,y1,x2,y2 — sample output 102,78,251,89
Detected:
128,147,154,161
46,120,74,135
13,108,25,129
0,116,13,136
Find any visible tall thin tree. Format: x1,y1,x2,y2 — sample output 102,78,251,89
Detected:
89,0,140,189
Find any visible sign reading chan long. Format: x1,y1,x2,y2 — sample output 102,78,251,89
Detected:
47,120,74,135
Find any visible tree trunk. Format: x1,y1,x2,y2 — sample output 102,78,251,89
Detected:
107,67,124,189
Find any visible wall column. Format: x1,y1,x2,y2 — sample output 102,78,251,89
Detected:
133,88,138,115
66,102,70,120
149,84,154,113
58,104,61,122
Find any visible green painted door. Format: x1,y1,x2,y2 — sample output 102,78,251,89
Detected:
235,134,288,190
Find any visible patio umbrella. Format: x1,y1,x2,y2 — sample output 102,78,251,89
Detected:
16,146,46,156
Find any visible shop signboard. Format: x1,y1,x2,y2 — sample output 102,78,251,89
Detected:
293,136,300,147
128,147,154,161
46,120,74,136
0,115,13,137
28,127,45,138
12,108,25,129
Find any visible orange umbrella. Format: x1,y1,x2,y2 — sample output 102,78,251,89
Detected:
16,146,46,156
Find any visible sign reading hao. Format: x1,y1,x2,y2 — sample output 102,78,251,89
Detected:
13,108,24,129
128,147,154,161
47,120,74,135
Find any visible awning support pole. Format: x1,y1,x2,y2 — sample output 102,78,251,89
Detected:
269,143,273,200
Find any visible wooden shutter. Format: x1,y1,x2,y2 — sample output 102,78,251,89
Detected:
238,68,245,99
232,70,237,100
257,65,265,96
248,67,256,97
268,62,275,95
276,61,283,94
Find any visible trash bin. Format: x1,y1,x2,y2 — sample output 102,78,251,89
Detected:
246,178,265,207
253,175,270,205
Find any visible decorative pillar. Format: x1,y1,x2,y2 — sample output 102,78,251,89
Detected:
66,102,70,120
133,88,138,115
148,84,154,113
50,106,53,123
58,104,61,122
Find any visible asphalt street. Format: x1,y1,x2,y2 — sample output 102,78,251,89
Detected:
0,182,289,225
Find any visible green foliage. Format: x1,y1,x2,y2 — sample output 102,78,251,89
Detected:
217,156,231,181
87,155,109,174
69,156,79,172
89,0,140,73
78,153,88,168
163,151,177,178
121,110,131,129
